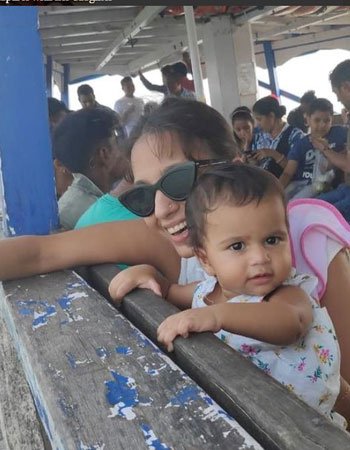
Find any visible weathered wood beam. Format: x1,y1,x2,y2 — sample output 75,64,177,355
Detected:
97,6,166,70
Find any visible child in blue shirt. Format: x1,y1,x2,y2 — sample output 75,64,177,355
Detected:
279,99,347,200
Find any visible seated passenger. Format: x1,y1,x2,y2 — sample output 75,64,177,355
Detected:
287,90,317,133
280,98,347,200
47,98,74,199
251,96,304,178
230,106,255,157
53,107,127,230
157,163,345,424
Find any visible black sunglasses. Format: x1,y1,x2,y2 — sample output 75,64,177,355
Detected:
119,159,230,217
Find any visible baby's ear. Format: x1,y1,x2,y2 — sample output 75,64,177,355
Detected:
195,248,216,276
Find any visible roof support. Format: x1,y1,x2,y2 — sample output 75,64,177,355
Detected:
263,41,280,99
45,55,53,97
0,7,58,236
184,6,205,102
96,6,165,71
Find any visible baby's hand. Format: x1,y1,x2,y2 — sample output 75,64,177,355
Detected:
108,264,168,303
157,307,222,352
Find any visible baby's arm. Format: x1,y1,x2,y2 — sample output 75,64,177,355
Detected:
109,264,196,309
158,285,313,351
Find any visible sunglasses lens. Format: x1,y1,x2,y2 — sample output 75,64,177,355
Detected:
120,186,154,217
161,164,195,200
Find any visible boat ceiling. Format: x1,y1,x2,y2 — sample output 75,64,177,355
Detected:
38,5,350,82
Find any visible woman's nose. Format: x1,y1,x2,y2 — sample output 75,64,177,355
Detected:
154,190,178,219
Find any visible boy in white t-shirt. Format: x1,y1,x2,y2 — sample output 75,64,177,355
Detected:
114,77,144,137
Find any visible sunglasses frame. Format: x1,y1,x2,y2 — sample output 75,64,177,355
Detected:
119,158,231,217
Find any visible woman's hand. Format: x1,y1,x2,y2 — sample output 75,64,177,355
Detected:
108,264,169,303
157,307,222,352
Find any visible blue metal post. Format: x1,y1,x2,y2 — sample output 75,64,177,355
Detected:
62,63,70,106
263,41,280,99
0,7,59,236
46,55,53,97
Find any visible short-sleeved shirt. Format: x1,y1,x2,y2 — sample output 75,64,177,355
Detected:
288,126,348,183
113,96,144,137
251,123,304,156
58,173,103,230
75,193,138,229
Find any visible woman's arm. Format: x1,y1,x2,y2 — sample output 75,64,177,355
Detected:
0,219,180,283
279,160,298,188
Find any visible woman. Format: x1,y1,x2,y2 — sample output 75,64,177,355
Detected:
1,99,350,386
252,96,304,177
230,106,255,154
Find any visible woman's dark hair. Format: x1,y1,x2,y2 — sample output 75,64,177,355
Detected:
300,90,317,106
186,163,286,250
230,106,254,125
253,96,286,119
127,98,239,166
308,98,334,116
230,107,254,149
329,59,350,89
53,107,116,173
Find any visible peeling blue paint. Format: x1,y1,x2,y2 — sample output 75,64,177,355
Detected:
105,370,140,420
132,329,153,349
167,385,201,407
58,398,76,418
57,291,88,311
33,394,53,440
141,424,170,450
66,352,77,369
16,300,57,330
115,346,132,355
95,347,112,362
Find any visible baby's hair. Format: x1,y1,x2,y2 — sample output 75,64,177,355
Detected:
186,163,286,250
308,98,334,116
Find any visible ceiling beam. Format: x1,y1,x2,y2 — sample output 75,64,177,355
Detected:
256,11,350,41
39,23,123,40
96,6,166,70
128,36,189,73
39,8,139,29
232,6,287,26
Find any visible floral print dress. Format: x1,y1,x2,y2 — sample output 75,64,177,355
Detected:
192,270,340,419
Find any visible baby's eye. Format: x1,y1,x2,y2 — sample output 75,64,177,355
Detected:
265,236,281,245
230,242,245,251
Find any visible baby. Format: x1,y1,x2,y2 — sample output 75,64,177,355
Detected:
157,163,341,421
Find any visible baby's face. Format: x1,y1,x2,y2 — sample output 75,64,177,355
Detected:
199,195,292,299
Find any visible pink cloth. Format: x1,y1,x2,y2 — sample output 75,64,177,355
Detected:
288,198,350,301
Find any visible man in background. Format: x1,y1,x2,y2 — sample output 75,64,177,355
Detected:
114,76,144,137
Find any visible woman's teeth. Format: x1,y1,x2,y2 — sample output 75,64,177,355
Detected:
167,221,187,235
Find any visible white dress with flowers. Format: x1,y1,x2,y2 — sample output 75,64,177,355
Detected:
192,270,341,418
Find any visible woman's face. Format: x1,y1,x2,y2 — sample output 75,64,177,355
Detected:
254,112,275,133
232,119,253,147
131,132,205,258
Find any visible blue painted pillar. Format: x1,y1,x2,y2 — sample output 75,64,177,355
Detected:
46,55,53,97
263,41,280,99
62,63,70,106
0,7,59,236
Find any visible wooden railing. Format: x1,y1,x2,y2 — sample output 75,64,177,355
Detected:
0,264,349,449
